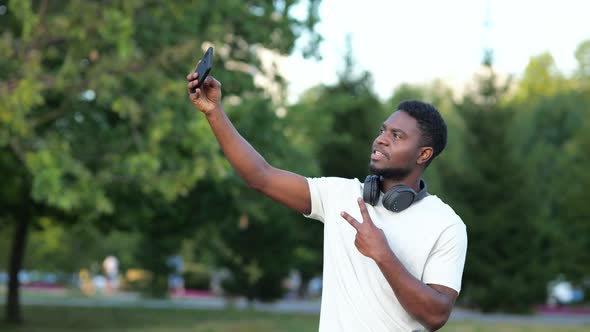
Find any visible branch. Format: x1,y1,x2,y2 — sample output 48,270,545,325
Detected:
9,140,26,165
38,0,48,29
29,108,69,128
132,126,144,151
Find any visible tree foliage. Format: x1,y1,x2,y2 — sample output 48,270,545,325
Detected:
0,0,321,322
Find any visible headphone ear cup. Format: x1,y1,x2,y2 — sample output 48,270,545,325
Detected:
382,186,416,212
363,175,380,206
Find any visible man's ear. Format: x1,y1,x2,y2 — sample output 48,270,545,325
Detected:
417,147,433,166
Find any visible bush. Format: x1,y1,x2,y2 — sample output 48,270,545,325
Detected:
182,264,211,290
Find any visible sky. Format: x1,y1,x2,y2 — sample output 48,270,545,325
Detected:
280,0,590,102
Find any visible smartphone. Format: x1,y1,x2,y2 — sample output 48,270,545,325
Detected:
191,47,213,93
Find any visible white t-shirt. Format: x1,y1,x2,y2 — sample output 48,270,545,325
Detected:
304,177,467,332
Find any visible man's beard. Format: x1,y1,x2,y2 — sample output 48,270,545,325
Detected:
369,164,411,181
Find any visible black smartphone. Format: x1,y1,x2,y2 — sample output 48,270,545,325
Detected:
191,46,213,93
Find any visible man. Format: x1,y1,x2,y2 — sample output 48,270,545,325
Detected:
186,73,467,332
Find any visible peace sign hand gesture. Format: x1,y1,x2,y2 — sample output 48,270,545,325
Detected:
341,198,392,263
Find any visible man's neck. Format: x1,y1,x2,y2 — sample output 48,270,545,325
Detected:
380,172,422,193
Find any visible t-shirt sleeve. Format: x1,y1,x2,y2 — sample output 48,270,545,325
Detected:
303,177,328,222
304,177,354,223
421,223,468,293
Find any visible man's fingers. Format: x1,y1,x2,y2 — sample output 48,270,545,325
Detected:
340,211,361,231
188,78,203,89
357,198,373,225
187,80,199,95
204,76,221,88
186,72,199,81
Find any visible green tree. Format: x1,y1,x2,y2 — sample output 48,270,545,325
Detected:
554,105,590,281
0,0,321,323
508,42,590,285
445,62,550,312
177,95,318,303
560,43,590,279
514,53,569,104
574,39,590,81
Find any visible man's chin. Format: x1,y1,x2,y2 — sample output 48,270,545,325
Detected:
369,159,384,169
368,163,381,175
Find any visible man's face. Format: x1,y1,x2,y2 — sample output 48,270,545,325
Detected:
369,111,423,181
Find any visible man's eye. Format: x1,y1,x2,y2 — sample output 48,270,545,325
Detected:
393,133,401,139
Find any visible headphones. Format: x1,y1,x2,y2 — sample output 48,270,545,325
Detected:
363,175,429,212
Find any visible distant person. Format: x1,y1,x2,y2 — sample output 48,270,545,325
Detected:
307,276,322,299
284,270,302,300
78,268,95,296
186,73,467,331
167,255,185,293
103,255,119,294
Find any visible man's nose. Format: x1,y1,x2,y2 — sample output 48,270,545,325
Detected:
375,132,389,145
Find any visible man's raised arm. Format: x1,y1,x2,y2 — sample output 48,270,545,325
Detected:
187,73,311,215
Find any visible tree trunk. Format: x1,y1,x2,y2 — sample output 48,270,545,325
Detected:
5,198,31,324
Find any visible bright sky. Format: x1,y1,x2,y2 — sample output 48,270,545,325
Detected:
281,0,590,102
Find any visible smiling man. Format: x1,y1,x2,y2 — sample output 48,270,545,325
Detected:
187,73,467,332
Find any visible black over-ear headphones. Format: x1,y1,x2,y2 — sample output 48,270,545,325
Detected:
363,175,429,212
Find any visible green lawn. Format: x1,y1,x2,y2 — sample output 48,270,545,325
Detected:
0,306,587,332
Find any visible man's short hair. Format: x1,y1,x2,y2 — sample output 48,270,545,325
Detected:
396,100,447,167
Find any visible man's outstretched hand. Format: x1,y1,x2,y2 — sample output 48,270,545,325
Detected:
341,198,393,264
187,72,222,115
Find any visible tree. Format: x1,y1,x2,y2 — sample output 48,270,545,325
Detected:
508,43,590,284
554,105,590,281
444,62,550,312
514,52,568,103
174,94,319,303
0,0,321,323
574,39,590,81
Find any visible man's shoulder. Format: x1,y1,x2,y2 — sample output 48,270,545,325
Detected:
421,195,465,227
307,176,362,189
306,176,363,203
304,177,362,221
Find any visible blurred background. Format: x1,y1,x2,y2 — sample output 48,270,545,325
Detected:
0,0,589,331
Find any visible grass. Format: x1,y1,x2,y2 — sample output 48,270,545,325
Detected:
441,322,587,332
1,306,315,332
0,305,587,332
